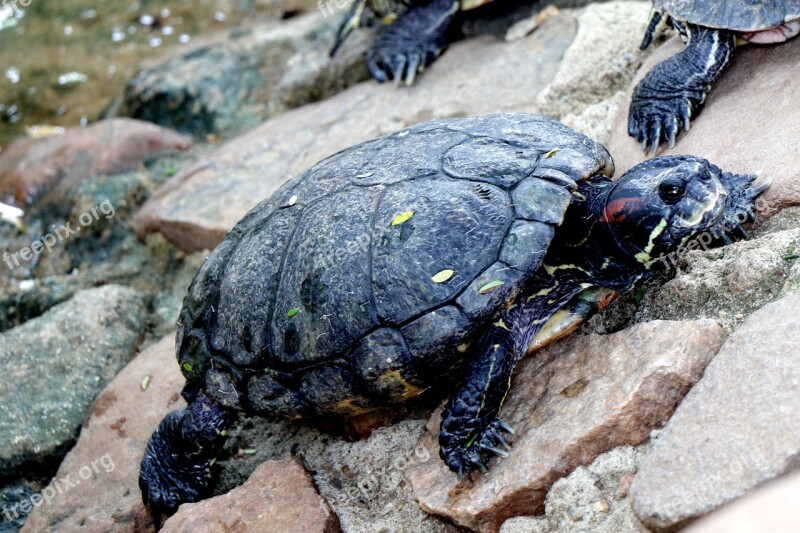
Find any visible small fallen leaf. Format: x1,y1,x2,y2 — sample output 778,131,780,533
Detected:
287,307,300,318
544,148,561,158
391,211,414,226
783,254,799,261
141,375,151,390
288,195,298,206
242,449,257,455
355,171,374,179
181,362,193,373
432,269,454,283
479,280,505,294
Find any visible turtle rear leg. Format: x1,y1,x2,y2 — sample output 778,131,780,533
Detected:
366,0,460,86
628,24,735,155
139,392,233,527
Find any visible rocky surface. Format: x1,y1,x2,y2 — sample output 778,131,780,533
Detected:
500,442,654,533
0,285,146,479
607,35,800,221
133,13,578,252
684,470,800,533
405,319,726,532
630,291,800,531
162,458,340,533
122,12,371,138
536,1,651,121
21,336,184,532
0,119,191,207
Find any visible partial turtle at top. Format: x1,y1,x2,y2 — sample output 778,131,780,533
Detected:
138,113,767,525
629,0,800,153
329,0,498,85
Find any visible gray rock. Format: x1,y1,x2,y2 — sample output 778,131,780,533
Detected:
121,12,371,138
405,320,726,532
500,441,654,533
635,225,800,332
0,285,146,478
536,1,652,119
134,13,578,252
561,91,627,144
630,291,800,531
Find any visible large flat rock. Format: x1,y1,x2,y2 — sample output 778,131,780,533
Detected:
0,285,146,479
162,458,339,533
684,471,800,533
133,14,577,252
630,291,800,531
405,320,726,532
22,336,184,532
607,36,800,221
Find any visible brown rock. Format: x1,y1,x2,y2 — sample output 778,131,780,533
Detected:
133,14,578,252
162,458,339,533
606,36,800,221
630,291,800,531
405,320,726,532
684,471,800,533
22,336,185,533
0,118,192,206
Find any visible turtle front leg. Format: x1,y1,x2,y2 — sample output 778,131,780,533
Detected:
139,392,233,527
628,24,735,154
366,0,460,86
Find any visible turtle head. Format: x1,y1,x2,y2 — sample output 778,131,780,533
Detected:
600,155,768,268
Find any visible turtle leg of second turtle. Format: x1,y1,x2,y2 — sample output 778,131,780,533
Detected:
628,18,736,155
365,0,461,86
438,284,618,478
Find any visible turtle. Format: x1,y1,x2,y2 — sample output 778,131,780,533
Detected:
139,113,767,522
629,0,800,153
328,0,496,85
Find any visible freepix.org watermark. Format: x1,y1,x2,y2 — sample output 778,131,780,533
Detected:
2,453,115,522
3,199,116,270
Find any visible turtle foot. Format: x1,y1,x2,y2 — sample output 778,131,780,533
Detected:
628,91,694,156
365,0,457,86
439,418,515,480
139,393,232,528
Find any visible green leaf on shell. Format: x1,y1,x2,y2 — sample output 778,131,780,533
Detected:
181,362,193,373
355,171,375,179
287,307,300,318
478,280,504,294
391,211,414,226
431,269,454,283
544,148,561,158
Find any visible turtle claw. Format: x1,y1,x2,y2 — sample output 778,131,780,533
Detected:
439,418,516,478
497,418,515,435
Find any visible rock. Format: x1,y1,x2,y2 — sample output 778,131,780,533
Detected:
561,91,627,144
0,285,147,479
635,225,800,332
607,36,800,221
162,458,339,533
21,336,184,532
500,442,653,533
684,471,800,533
122,12,371,138
535,1,652,119
630,292,800,531
405,319,726,532
0,119,192,207
134,14,578,252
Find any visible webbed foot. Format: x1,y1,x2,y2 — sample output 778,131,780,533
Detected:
439,417,515,480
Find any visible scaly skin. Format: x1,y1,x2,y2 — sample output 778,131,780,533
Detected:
629,23,735,154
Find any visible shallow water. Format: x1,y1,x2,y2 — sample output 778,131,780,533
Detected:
0,0,307,142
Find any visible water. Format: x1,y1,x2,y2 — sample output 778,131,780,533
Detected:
0,0,309,142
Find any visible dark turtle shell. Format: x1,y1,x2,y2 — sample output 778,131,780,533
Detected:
653,0,800,31
176,114,613,417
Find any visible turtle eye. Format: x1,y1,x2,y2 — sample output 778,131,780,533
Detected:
659,181,685,204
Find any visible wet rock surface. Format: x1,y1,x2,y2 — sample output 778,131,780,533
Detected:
162,458,340,533
121,13,372,138
405,320,726,532
607,35,800,221
133,13,578,252
630,291,800,531
0,285,146,480
0,119,191,207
